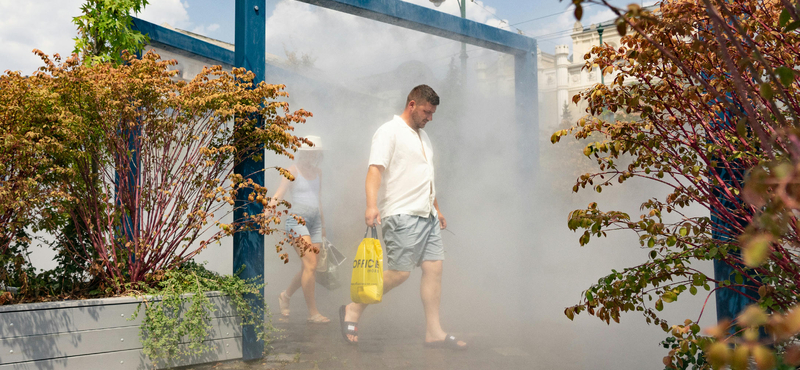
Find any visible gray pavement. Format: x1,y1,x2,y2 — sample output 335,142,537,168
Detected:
181,300,541,370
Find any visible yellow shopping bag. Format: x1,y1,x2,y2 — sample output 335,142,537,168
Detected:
350,226,383,304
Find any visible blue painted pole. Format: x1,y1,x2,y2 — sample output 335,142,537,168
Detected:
514,49,538,177
514,48,538,311
710,113,756,323
234,0,265,361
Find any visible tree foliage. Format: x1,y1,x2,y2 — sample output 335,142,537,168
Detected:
0,51,311,294
553,0,800,367
73,0,149,64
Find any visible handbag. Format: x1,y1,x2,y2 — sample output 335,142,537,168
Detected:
316,237,345,290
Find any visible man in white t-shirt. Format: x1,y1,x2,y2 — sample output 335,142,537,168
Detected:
338,85,467,350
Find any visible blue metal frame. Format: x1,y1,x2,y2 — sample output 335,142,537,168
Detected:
131,18,235,65
294,0,535,54
132,0,539,360
232,0,266,361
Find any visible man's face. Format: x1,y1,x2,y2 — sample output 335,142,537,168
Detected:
410,101,437,130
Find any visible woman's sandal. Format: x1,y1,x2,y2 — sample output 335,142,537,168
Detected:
278,291,290,317
423,334,468,350
307,313,331,324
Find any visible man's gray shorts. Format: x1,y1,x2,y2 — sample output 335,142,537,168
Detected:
381,214,444,272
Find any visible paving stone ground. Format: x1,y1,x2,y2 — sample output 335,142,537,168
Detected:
178,299,544,370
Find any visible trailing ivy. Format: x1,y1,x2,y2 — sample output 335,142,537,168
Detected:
130,262,275,362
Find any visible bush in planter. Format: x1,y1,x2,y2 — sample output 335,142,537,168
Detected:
0,67,77,255
0,51,311,361
19,50,311,292
129,261,275,362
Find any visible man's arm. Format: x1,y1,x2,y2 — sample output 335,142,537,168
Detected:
365,165,384,226
434,198,446,229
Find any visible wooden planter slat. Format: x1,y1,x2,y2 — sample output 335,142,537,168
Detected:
0,316,242,365
0,293,237,338
0,337,243,370
0,302,143,339
0,292,245,369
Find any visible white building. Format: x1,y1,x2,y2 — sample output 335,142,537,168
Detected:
542,20,622,128
476,18,623,133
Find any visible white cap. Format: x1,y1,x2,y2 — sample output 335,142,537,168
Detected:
298,135,323,151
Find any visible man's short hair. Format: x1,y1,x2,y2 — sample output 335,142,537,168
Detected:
406,85,439,106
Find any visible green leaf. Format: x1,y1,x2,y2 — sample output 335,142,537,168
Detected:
655,298,664,311
616,18,627,36
780,9,791,27
650,250,657,259
565,307,575,321
743,234,772,267
760,83,774,99
736,118,747,137
648,238,656,248
788,21,800,31
690,286,697,295
679,227,688,237
735,273,744,285
586,291,594,302
776,66,795,87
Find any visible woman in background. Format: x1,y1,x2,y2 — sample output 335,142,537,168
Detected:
270,135,330,324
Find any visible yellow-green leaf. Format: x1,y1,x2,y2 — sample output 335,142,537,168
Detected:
752,345,775,370
742,234,773,267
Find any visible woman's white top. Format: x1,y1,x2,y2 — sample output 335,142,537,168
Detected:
291,166,320,208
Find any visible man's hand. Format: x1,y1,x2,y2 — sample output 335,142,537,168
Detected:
365,206,381,227
438,213,447,229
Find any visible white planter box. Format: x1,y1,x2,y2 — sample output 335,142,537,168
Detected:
0,292,243,369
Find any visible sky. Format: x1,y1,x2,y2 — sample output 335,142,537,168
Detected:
0,0,653,76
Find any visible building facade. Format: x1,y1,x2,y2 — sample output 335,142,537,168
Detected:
475,18,623,133
538,19,622,132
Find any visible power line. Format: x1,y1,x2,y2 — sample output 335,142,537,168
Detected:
520,27,575,42
509,4,594,27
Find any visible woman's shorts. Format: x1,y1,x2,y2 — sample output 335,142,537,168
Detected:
381,213,444,272
285,204,323,244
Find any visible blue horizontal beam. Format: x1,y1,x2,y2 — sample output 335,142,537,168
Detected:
295,0,536,54
131,17,235,65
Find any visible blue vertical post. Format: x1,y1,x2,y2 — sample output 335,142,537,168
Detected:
514,48,538,311
234,0,266,361
514,48,538,176
711,188,755,323
710,117,756,323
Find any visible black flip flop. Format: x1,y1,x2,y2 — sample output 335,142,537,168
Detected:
424,334,468,350
339,305,358,344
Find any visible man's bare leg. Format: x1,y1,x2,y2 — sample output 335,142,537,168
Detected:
343,269,410,342
420,260,466,347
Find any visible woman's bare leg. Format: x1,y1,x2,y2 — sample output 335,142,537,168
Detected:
286,267,302,297
294,236,325,318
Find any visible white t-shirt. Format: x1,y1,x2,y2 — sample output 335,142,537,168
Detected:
368,115,436,218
